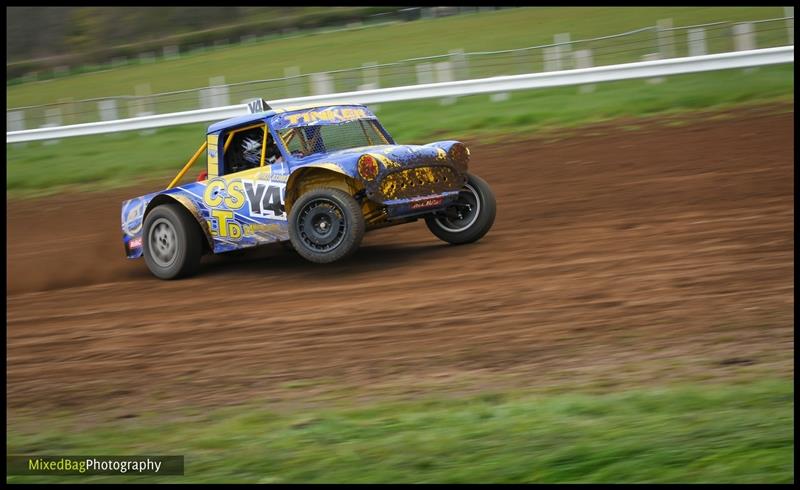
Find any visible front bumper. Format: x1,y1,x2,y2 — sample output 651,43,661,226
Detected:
364,163,467,203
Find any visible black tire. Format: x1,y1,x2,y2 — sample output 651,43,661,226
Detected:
288,187,365,263
425,173,496,245
142,203,203,279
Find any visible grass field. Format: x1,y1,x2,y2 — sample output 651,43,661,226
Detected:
7,378,793,483
6,7,787,107
6,64,793,196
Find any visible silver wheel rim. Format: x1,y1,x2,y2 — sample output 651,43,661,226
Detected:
434,183,481,233
148,217,178,268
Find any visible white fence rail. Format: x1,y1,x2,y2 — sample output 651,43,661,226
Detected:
6,46,793,143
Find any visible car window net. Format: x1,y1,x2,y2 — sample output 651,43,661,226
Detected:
278,120,388,159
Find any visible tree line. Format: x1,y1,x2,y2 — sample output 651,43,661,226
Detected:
6,7,403,79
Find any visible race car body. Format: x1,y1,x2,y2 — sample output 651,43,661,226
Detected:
122,101,495,279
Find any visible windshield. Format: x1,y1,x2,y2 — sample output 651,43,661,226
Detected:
278,119,389,159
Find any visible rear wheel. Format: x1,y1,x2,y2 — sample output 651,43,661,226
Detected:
143,204,203,279
425,173,496,244
289,188,365,263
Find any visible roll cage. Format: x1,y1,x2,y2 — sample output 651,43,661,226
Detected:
166,105,393,189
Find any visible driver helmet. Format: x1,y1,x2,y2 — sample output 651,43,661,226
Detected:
241,137,262,166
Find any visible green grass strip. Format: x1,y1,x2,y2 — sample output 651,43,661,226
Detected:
7,378,793,483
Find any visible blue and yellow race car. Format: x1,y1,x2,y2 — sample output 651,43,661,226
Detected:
121,100,496,279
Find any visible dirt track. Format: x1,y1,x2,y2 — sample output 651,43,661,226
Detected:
7,105,794,419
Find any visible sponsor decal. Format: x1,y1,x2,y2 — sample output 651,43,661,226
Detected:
241,180,286,219
201,178,287,240
285,107,368,126
273,106,375,129
209,209,242,239
268,174,289,183
129,236,143,249
410,197,445,209
243,223,283,235
247,98,271,114
121,198,146,236
204,179,247,210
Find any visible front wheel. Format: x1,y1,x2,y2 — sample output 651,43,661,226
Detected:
425,173,496,245
288,188,365,263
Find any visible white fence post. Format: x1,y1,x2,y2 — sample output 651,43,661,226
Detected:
362,61,380,88
209,76,230,107
359,61,380,111
643,53,664,84
785,7,794,45
688,28,707,57
415,63,435,85
435,61,456,105
733,23,756,51
98,100,120,138
310,72,334,95
7,110,26,147
449,49,469,80
135,84,153,111
435,62,454,80
554,33,572,70
7,110,25,131
657,19,675,59
543,46,559,71
199,88,211,109
98,100,118,121
574,49,595,93
98,99,119,138
42,108,62,145
284,66,302,98
134,83,155,135
57,98,75,125
733,23,757,73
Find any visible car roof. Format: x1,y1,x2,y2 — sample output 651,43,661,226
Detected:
206,102,367,134
206,112,276,134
